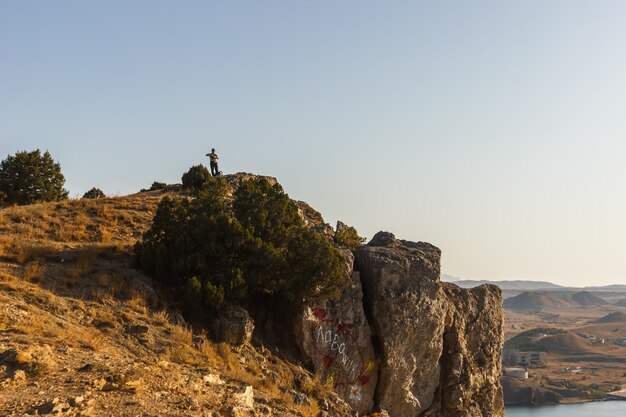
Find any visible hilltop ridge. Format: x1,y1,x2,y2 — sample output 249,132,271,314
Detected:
0,173,505,416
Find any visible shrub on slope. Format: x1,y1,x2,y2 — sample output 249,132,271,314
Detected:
135,176,348,313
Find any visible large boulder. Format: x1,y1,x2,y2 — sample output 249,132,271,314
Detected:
355,231,504,417
295,251,377,414
212,305,255,346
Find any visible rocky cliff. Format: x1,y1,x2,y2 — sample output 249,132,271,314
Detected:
296,231,505,417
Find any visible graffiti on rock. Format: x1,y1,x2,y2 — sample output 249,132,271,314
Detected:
311,307,375,398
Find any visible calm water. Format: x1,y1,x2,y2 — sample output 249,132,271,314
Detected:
506,402,626,416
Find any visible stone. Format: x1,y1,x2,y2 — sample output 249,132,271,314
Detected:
233,385,254,409
318,399,329,411
11,369,26,383
36,398,59,414
77,363,93,372
93,378,107,390
291,390,310,405
296,230,504,417
125,325,149,335
102,381,119,391
354,232,504,417
212,305,254,346
69,395,85,407
203,374,224,385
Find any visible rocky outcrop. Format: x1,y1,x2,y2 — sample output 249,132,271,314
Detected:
501,376,562,405
295,251,377,414
296,231,505,417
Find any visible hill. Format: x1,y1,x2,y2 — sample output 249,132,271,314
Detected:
440,277,562,290
503,291,573,310
0,173,509,417
595,311,626,323
0,189,351,416
614,299,626,307
504,329,599,355
571,291,607,305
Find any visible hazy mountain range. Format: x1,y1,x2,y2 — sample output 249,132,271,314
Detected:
441,274,626,292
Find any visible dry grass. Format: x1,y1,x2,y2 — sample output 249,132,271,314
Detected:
68,251,95,284
94,289,115,305
166,344,200,365
127,291,148,314
92,308,118,329
16,304,108,352
13,345,57,376
22,259,46,283
0,237,57,264
294,398,321,417
97,272,126,298
199,339,221,368
151,310,170,325
0,195,162,246
170,324,193,345
68,327,108,351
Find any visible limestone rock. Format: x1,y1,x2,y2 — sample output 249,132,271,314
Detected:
355,231,504,417
233,385,254,409
295,250,377,414
212,305,255,346
203,374,225,385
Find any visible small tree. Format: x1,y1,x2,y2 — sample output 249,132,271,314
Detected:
0,149,68,205
140,181,167,192
334,221,366,251
181,165,211,190
135,177,349,313
83,187,105,199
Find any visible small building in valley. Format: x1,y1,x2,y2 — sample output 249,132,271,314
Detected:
512,351,546,366
504,367,528,379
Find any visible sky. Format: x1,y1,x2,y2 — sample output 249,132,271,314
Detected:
2,1,626,287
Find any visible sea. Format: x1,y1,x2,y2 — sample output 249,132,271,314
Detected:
506,402,626,416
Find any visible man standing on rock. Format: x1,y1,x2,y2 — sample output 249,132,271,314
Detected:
206,148,220,176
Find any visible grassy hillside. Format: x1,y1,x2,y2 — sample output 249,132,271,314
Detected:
0,192,351,416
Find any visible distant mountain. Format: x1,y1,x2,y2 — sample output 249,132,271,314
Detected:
441,274,461,282
586,284,626,290
440,275,626,292
503,291,574,310
595,311,626,323
614,299,626,307
571,291,607,306
440,277,563,290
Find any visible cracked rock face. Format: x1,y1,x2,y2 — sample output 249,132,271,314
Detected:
296,231,504,417
356,232,504,417
294,251,377,415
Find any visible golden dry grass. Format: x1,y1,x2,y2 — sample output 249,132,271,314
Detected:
291,396,321,417
22,259,46,283
15,308,107,351
150,309,170,326
0,195,163,248
170,323,193,345
68,251,95,284
127,291,149,314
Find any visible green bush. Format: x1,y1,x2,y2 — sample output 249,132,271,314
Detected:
83,187,105,199
135,177,348,313
0,149,68,205
140,181,167,192
181,165,211,190
334,221,366,251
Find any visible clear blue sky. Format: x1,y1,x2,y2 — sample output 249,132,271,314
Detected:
2,1,626,286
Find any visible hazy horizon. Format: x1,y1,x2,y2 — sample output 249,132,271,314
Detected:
2,2,626,287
